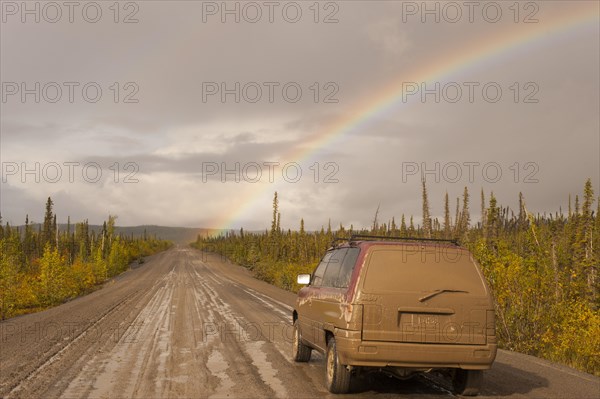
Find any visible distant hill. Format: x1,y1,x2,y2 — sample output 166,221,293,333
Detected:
108,226,225,244
16,224,228,244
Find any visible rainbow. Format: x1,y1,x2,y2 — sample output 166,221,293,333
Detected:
209,4,599,232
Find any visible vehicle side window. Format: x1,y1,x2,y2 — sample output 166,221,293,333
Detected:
322,249,348,287
311,251,332,287
336,247,360,288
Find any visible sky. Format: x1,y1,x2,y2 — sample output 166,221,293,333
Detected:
1,1,599,231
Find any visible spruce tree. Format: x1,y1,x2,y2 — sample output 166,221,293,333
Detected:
400,214,407,237
480,189,486,232
371,204,380,233
271,192,279,237
578,179,595,297
454,197,460,235
277,213,281,234
460,187,470,237
487,193,499,242
518,192,527,228
443,192,451,238
42,197,55,248
23,214,33,270
580,179,594,258
53,214,58,250
421,179,432,238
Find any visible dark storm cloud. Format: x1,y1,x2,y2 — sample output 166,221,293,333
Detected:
1,1,598,229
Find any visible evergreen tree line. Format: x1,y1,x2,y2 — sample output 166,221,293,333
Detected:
194,180,599,376
0,197,172,320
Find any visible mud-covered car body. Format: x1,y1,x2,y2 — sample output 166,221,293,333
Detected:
292,236,497,395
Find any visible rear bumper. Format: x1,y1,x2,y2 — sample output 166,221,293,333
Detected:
335,328,497,369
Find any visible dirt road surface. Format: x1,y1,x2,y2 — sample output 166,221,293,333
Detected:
1,246,598,398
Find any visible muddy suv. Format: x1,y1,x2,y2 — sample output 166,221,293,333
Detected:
292,235,497,395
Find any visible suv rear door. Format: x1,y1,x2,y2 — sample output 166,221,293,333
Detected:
358,245,491,345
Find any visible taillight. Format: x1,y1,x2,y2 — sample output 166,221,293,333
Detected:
486,309,496,343
340,303,362,330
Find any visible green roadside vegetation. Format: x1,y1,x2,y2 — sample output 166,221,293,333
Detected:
0,197,171,319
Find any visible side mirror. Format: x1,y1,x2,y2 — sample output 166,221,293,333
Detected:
297,274,311,285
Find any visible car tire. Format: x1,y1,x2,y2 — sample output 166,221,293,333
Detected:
292,320,312,362
325,336,351,393
452,369,482,396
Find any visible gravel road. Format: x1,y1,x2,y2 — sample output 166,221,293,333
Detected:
1,246,598,398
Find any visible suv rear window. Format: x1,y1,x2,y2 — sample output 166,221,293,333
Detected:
362,247,486,295
322,247,360,288
312,251,333,286
322,248,348,287
310,247,361,288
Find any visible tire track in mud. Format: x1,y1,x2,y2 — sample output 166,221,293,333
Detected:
189,256,325,399
6,287,145,398
191,259,286,398
61,260,203,399
53,266,178,399
57,249,308,398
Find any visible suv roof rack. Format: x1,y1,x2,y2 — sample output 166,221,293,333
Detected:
329,237,353,248
332,234,460,247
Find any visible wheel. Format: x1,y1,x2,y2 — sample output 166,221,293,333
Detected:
452,369,483,396
325,336,351,393
292,320,312,362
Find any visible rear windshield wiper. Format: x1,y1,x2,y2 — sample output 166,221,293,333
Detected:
419,289,469,302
